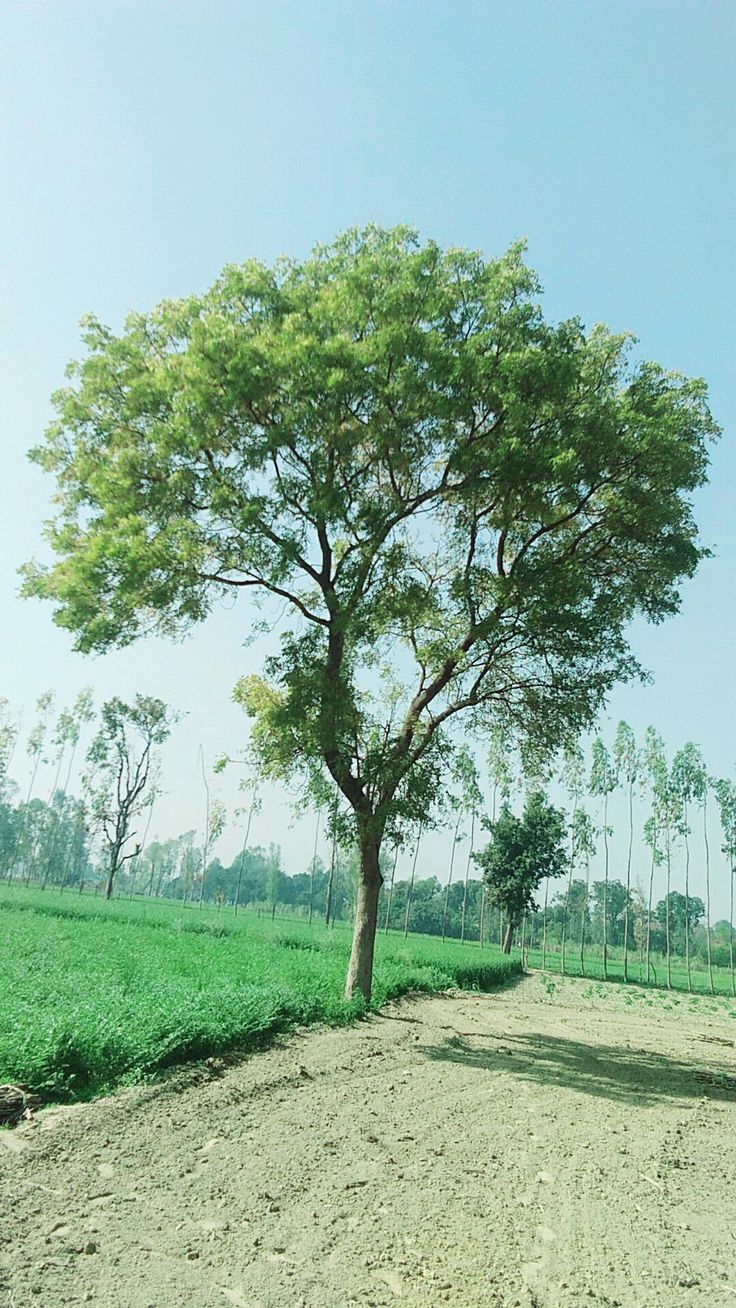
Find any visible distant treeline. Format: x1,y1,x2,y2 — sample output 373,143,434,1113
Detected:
2,692,736,995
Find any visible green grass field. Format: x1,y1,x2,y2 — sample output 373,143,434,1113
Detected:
520,941,736,997
0,885,521,1105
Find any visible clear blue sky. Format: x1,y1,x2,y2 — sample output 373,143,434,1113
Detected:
1,1,734,903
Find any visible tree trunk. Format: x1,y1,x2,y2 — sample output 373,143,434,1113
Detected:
541,878,549,969
602,794,609,981
345,835,383,1002
730,859,735,1000
646,847,655,985
442,812,462,942
403,826,422,940
581,854,591,977
624,781,634,983
382,844,398,934
235,777,259,918
502,921,514,954
105,861,116,900
703,800,713,995
326,824,339,927
460,807,475,945
683,809,692,993
58,813,82,895
308,811,320,927
561,864,573,977
665,836,672,990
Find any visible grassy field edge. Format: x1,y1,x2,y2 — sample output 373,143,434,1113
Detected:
1,886,522,1108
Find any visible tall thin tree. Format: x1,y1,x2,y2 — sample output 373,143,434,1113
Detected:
642,814,663,985
613,721,640,983
672,743,707,993
442,810,463,943
197,746,211,909
579,810,597,976
9,691,54,880
383,842,400,933
701,773,714,995
234,769,261,915
645,730,678,990
589,739,617,979
308,810,321,926
460,805,478,945
714,779,736,999
41,688,94,889
87,696,176,900
560,744,585,976
403,824,424,939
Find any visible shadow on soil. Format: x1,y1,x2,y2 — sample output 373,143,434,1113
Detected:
420,1030,736,1106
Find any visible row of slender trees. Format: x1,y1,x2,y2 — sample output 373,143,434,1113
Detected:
371,724,736,993
2,689,735,994
0,690,176,898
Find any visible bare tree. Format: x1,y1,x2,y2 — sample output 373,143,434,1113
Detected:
87,696,177,900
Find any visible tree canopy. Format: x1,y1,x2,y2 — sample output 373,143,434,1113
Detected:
22,225,718,998
474,791,568,951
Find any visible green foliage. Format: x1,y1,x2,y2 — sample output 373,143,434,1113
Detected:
0,886,520,1103
19,225,720,998
613,720,640,787
23,225,717,836
589,738,617,801
562,742,586,804
715,778,736,863
656,890,706,936
475,790,568,928
0,791,92,885
487,726,513,815
571,808,597,866
0,700,19,804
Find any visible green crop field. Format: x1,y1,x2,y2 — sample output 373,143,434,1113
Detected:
519,942,736,997
0,885,521,1105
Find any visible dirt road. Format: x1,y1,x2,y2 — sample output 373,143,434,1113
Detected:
2,974,736,1308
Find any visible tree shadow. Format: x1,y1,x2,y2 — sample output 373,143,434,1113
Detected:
419,1030,736,1107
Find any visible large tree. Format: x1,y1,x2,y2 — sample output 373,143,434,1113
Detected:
22,226,716,1000
475,791,568,952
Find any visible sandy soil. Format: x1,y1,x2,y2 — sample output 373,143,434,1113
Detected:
2,974,736,1308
